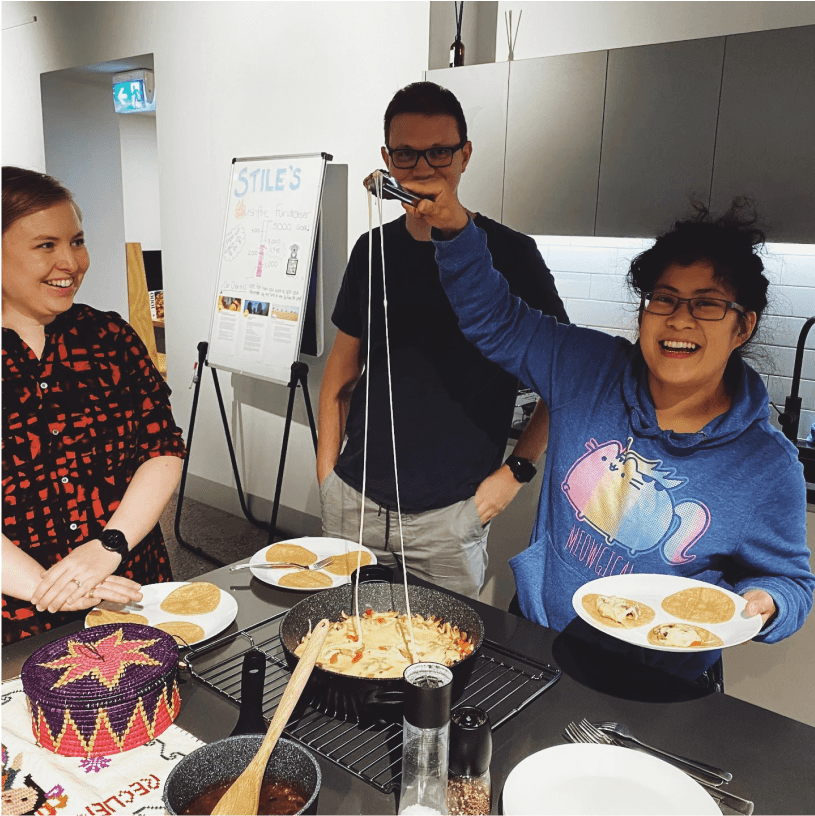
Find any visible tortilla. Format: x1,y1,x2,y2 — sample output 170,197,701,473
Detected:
159,582,221,615
278,570,333,589
156,620,206,645
647,622,724,649
581,593,655,629
324,550,372,577
661,586,735,624
266,542,318,566
85,608,148,628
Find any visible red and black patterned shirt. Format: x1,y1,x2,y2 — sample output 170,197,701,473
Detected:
2,304,186,645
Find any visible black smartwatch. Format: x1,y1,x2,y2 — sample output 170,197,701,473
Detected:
100,528,129,559
505,455,537,483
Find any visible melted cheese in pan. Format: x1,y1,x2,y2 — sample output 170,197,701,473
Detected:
294,610,474,679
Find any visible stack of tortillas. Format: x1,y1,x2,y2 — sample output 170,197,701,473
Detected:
85,581,223,645
267,542,333,588
266,541,374,588
154,582,222,643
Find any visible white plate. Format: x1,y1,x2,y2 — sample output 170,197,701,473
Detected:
572,574,762,652
248,537,377,590
502,744,719,815
86,581,238,647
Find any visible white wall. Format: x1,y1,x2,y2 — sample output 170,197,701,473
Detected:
493,1,815,61
40,69,129,315
2,1,430,526
119,112,161,250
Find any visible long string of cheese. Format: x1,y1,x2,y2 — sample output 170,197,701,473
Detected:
352,173,416,660
373,173,416,661
351,185,376,642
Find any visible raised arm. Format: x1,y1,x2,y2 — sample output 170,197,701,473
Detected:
317,329,362,485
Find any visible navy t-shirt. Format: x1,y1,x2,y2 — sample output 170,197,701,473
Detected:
332,214,567,512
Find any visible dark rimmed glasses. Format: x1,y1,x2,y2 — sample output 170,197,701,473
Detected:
642,292,746,321
386,142,467,169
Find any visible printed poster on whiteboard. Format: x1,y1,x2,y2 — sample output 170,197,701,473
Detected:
207,153,329,384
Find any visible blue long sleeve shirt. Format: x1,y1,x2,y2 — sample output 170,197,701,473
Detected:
434,219,814,679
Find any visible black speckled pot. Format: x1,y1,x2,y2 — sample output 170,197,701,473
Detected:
279,578,485,724
162,735,320,815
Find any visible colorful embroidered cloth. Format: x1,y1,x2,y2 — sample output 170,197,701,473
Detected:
2,677,204,815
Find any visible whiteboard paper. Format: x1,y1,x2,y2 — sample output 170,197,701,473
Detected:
207,153,329,384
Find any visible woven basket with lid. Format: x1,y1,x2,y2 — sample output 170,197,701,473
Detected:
21,622,180,757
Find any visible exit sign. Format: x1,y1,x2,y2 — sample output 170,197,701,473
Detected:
112,70,156,114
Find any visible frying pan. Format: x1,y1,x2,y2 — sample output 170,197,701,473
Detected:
279,568,484,724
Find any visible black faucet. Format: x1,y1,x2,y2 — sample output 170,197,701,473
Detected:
778,316,815,444
778,317,815,502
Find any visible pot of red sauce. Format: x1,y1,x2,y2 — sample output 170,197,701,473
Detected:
162,734,320,815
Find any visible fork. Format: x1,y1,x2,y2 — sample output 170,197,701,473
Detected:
566,720,754,816
230,556,334,572
578,720,724,787
594,720,732,783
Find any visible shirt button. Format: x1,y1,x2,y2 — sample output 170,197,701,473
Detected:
40,382,48,389
61,477,69,484
69,523,78,530
52,429,59,436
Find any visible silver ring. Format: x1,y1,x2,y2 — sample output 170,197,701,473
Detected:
73,579,83,588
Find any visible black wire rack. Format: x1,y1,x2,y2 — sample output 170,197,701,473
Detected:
184,611,561,794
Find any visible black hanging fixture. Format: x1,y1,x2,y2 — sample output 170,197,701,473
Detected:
450,2,465,67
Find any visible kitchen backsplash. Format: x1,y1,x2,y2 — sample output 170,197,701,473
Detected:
533,235,815,439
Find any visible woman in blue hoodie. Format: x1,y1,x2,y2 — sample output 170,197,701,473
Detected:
407,184,813,684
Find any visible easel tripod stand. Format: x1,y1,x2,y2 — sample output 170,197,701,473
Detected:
173,341,318,566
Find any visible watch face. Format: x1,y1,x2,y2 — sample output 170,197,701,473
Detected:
508,456,536,483
102,529,128,554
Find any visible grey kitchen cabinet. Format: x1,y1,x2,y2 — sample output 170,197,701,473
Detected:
595,37,725,237
503,50,607,236
710,25,815,244
426,62,509,220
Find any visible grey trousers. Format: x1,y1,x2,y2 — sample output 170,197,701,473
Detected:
319,470,489,599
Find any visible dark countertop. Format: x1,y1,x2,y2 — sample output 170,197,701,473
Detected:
5,563,815,815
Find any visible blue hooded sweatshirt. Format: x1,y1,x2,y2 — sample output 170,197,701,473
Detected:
434,220,814,679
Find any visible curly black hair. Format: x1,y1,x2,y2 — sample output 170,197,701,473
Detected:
628,199,770,360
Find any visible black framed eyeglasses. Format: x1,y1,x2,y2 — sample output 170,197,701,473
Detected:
386,142,466,169
642,292,746,321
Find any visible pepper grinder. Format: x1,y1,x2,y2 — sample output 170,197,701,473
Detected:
447,706,492,815
398,662,453,815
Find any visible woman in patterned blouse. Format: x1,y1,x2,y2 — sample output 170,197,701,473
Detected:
2,167,186,645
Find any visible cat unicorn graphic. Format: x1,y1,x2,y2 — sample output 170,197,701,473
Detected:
561,438,710,564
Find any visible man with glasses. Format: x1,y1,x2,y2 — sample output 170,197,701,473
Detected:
317,82,567,598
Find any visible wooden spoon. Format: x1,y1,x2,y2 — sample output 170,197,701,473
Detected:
211,618,331,816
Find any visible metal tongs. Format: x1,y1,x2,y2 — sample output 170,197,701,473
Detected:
364,169,423,208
